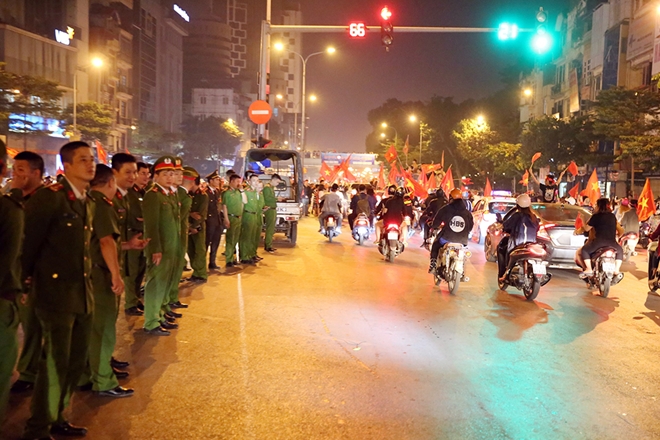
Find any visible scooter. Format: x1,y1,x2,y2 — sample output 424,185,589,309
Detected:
378,223,405,262
618,232,639,262
648,241,659,291
577,246,624,298
352,213,371,246
433,241,471,294
499,240,552,301
321,215,341,243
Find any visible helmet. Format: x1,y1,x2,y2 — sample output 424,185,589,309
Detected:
621,198,629,206
387,185,397,196
449,188,462,200
395,187,405,197
516,193,531,208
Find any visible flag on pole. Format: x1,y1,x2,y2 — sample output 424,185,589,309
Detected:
403,135,410,155
403,171,428,198
329,165,342,182
575,213,584,230
531,152,542,164
96,140,108,164
519,170,529,186
441,151,445,170
421,163,442,174
484,178,492,197
568,183,579,198
377,166,386,189
7,148,19,158
567,161,579,176
637,178,656,221
320,161,333,180
427,172,437,190
388,162,403,184
440,166,454,195
338,154,357,181
580,169,600,207
384,145,398,163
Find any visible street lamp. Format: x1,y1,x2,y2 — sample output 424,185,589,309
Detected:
274,43,335,172
380,122,398,143
73,56,104,137
523,88,533,97
409,115,423,163
309,94,317,102
276,94,283,100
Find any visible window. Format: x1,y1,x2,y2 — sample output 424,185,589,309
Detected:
121,75,127,86
642,62,652,86
120,101,126,117
200,96,207,104
222,97,229,105
287,87,294,94
288,73,295,80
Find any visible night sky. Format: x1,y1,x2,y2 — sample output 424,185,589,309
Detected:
301,0,570,153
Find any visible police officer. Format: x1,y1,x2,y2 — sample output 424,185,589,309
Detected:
221,174,245,268
123,161,149,316
240,174,262,264
263,174,282,253
142,156,179,336
0,140,24,419
21,141,95,439
206,171,223,270
183,167,209,281
168,157,190,310
9,151,45,394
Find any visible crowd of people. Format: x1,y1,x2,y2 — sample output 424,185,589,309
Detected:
0,140,284,439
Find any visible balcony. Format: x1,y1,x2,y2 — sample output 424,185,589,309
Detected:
116,84,132,97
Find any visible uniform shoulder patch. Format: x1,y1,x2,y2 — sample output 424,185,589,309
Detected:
47,183,64,192
102,196,113,206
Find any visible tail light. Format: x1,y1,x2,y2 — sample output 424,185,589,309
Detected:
387,224,399,231
356,220,368,226
537,223,555,240
529,243,546,256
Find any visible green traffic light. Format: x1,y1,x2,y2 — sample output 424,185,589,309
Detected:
531,29,552,54
498,23,519,40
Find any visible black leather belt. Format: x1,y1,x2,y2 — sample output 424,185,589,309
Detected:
244,210,257,215
228,214,242,218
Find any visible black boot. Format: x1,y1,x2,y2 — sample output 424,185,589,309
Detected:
428,259,437,274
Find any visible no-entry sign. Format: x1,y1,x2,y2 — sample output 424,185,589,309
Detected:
248,100,273,124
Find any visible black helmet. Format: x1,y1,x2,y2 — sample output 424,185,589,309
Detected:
387,185,397,195
396,187,405,197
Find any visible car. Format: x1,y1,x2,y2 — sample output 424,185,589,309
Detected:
484,203,591,269
470,197,517,244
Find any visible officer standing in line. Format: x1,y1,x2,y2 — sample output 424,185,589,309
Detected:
88,164,144,398
142,156,179,336
182,167,209,282
239,174,261,265
8,151,45,394
21,141,96,439
123,162,149,316
221,174,245,268
168,157,190,311
0,140,24,420
205,171,223,270
253,177,265,262
262,174,282,253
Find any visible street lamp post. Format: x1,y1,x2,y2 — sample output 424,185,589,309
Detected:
409,115,423,163
73,57,104,138
274,43,334,172
381,122,398,144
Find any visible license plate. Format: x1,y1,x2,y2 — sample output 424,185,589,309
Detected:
327,218,335,226
454,261,464,273
602,262,615,273
570,235,585,246
387,232,398,240
532,263,546,275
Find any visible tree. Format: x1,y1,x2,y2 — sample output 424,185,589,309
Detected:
180,116,242,161
62,101,113,142
592,87,660,169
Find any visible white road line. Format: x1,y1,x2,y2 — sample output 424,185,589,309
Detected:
237,274,254,437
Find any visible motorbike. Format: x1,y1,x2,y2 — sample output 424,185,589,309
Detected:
498,240,552,301
578,246,624,298
352,213,371,246
378,222,405,262
639,221,652,248
321,215,341,243
648,241,659,291
433,241,471,294
618,231,639,262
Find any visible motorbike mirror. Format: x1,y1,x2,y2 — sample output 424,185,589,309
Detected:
496,213,503,223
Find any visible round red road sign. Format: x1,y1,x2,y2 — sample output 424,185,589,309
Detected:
248,100,273,124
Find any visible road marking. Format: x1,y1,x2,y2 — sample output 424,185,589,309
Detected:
237,274,255,437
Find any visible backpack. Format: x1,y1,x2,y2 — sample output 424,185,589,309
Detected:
356,194,371,216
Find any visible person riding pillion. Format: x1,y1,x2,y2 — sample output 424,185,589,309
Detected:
529,167,567,203
497,194,541,282
319,183,343,232
428,188,473,274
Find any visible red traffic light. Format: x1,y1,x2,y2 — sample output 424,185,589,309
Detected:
381,6,392,21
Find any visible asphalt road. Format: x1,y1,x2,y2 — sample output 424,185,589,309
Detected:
4,218,660,439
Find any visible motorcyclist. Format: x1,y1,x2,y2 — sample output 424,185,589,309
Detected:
420,188,448,245
647,222,660,279
318,183,343,233
348,184,371,229
529,169,567,203
497,194,541,282
428,188,473,274
374,185,408,245
575,198,624,278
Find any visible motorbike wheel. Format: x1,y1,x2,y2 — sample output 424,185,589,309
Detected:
358,235,364,246
623,246,630,262
523,276,540,301
599,277,611,298
387,250,396,263
328,234,333,243
447,270,461,295
484,236,497,262
433,273,441,286
498,278,508,291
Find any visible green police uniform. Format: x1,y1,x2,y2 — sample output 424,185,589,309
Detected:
262,183,278,250
168,185,191,305
143,165,180,331
188,188,209,279
88,190,122,392
222,188,244,264
0,188,24,419
21,178,94,439
124,183,146,311
239,186,260,261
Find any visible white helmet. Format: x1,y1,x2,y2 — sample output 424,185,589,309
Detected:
517,193,531,208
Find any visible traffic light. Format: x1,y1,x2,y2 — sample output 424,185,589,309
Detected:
531,7,552,54
497,23,519,40
380,6,393,51
251,135,272,149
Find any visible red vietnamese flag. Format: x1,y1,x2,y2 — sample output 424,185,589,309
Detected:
440,166,454,195
403,171,428,198
388,162,401,184
567,161,579,176
403,135,410,155
484,178,492,197
320,161,333,180
422,163,443,174
531,152,542,164
420,167,428,188
328,165,342,182
377,166,386,189
637,178,656,221
519,170,529,186
580,169,600,207
384,144,398,163
7,147,19,158
96,140,108,164
427,172,437,190
575,213,584,230
568,183,579,198
339,154,357,182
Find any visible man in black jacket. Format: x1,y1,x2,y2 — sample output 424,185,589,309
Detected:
428,189,473,273
205,171,224,270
